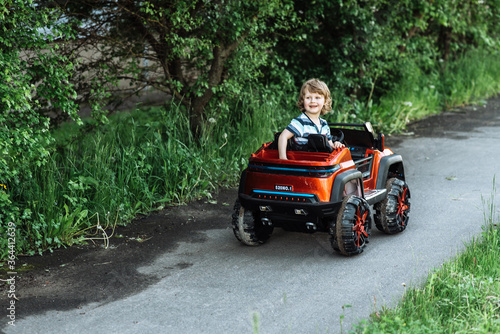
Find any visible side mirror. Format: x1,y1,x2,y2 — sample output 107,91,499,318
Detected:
375,133,385,151
364,122,374,135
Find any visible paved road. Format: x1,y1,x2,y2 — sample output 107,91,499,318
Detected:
4,100,500,333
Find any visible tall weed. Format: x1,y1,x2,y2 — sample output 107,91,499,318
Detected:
4,48,500,257
353,49,500,134
9,84,296,255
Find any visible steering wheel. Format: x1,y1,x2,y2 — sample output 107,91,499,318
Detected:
331,129,345,144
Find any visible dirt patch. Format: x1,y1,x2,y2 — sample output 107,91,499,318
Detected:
2,95,499,319
0,188,237,318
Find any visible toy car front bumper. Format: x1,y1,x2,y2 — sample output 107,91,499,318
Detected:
238,193,342,220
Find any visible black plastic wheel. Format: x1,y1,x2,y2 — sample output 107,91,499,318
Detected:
332,195,371,256
374,178,411,234
231,200,273,246
327,218,340,253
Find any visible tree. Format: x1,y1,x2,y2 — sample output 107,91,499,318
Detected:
45,0,297,137
274,0,403,105
274,0,500,107
0,0,78,254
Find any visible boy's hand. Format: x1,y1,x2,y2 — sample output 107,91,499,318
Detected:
331,141,345,150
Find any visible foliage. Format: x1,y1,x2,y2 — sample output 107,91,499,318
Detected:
362,48,500,133
276,1,399,100
10,85,293,256
35,0,500,134
275,0,500,116
0,0,79,255
46,0,298,136
6,46,500,257
2,0,500,259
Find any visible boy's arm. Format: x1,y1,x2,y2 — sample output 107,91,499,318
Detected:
278,129,294,160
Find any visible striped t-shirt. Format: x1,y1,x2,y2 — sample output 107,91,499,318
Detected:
286,113,332,145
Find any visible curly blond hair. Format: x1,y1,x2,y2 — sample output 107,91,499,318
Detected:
297,78,332,115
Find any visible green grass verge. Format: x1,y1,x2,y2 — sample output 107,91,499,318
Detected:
3,48,500,257
350,189,500,333
9,89,295,255
358,49,500,134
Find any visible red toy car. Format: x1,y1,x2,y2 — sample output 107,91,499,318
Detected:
231,122,410,256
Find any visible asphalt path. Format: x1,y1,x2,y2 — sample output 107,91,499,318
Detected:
3,98,500,334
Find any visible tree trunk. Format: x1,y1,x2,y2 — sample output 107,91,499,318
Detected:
188,39,243,139
438,26,452,61
190,93,212,138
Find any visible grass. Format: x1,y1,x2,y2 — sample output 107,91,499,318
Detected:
350,186,500,333
358,49,500,134
9,86,296,255
3,47,500,257
2,45,500,334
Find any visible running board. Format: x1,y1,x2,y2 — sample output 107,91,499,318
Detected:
364,189,387,205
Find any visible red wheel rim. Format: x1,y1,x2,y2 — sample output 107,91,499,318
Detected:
353,207,369,247
397,187,409,225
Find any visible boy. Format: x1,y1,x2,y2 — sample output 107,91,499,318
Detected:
278,78,344,160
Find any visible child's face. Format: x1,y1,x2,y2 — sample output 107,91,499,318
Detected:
303,89,325,116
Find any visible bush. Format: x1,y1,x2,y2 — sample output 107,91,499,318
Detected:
0,1,79,257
